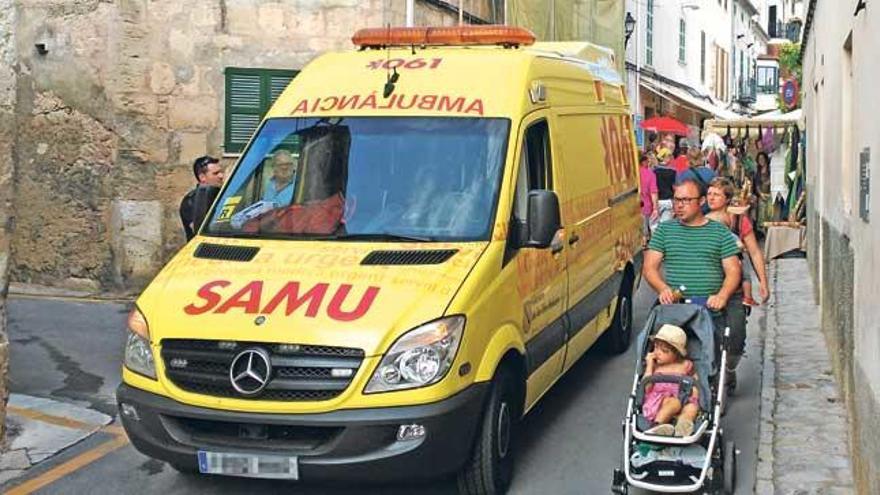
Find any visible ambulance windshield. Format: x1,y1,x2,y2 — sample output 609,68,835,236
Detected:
205,117,509,241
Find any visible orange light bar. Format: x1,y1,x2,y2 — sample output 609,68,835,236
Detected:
352,25,536,48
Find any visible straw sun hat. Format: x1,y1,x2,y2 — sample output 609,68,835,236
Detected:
650,324,688,357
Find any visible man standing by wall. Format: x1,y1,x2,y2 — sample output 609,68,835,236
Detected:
179,156,224,241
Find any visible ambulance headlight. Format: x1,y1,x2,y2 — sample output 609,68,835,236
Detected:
365,316,465,393
124,307,156,379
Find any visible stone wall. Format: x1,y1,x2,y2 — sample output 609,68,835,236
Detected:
7,0,484,291
817,219,855,415
0,0,17,443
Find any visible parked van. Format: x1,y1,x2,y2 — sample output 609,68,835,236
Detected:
117,26,642,494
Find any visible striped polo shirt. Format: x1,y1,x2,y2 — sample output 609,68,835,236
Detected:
648,219,740,297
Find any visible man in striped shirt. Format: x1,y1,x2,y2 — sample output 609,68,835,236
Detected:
643,179,741,309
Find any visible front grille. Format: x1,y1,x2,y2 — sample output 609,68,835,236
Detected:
361,249,458,265
162,415,343,451
161,339,364,401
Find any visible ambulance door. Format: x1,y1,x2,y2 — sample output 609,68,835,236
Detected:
513,114,569,409
555,112,615,371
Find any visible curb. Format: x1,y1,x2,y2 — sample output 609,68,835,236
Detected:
8,283,135,303
755,262,778,494
0,395,113,485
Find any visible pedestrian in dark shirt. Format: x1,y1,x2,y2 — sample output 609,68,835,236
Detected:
179,155,224,240
653,147,678,227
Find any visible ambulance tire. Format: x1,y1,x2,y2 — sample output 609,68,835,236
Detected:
603,270,635,355
457,366,518,495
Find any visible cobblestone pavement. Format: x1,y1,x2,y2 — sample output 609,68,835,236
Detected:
757,258,855,494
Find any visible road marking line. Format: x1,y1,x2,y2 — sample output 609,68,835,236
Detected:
5,435,129,495
6,406,103,431
101,424,128,437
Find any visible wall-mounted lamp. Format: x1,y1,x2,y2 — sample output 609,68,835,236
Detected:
624,12,637,47
854,0,866,17
35,43,48,55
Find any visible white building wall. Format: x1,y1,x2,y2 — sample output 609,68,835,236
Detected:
625,0,734,110
803,0,880,492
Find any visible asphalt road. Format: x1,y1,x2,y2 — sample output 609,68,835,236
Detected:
4,280,764,494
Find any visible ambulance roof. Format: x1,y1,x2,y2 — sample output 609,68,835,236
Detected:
267,43,627,120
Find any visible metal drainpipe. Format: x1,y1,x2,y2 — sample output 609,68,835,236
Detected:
406,0,414,27
730,2,736,107
635,0,642,122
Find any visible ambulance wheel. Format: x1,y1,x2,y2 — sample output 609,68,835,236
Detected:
604,270,634,354
457,367,518,495
722,441,736,494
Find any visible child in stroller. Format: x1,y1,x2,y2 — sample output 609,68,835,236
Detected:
612,304,736,494
642,324,700,438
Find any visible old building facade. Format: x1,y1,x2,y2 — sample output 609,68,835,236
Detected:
1,0,506,292
0,0,16,440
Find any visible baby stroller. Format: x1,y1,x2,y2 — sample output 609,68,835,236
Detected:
612,303,736,494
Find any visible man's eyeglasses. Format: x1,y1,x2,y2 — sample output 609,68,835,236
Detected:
672,197,700,205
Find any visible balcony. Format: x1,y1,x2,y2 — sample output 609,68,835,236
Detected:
737,77,757,105
769,20,802,42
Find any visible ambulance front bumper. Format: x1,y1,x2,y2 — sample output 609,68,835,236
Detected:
116,382,487,482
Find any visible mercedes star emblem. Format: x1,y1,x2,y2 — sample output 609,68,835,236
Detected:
229,348,272,396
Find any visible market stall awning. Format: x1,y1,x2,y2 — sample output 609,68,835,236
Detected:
703,108,804,137
641,78,740,120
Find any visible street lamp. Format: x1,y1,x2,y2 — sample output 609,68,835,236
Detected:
624,12,636,47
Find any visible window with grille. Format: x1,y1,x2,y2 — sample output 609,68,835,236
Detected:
701,31,706,83
757,66,779,94
224,68,298,154
679,18,686,64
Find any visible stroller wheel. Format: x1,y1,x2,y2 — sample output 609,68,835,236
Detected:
611,468,628,494
722,440,737,494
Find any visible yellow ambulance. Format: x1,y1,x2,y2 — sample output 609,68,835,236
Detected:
117,26,642,494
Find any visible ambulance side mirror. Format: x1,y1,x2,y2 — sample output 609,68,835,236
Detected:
525,190,561,249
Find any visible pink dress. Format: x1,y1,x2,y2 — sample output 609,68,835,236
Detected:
642,360,699,422
639,166,658,217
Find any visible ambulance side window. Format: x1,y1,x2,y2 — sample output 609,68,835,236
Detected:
514,120,553,221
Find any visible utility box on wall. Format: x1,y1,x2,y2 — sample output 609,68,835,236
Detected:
860,148,870,222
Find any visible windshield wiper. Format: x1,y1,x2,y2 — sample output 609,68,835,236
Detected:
334,232,434,242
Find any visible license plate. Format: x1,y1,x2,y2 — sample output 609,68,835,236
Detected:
197,451,298,479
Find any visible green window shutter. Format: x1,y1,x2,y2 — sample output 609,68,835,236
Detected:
224,68,298,154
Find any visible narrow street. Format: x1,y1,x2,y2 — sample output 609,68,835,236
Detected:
2,281,764,494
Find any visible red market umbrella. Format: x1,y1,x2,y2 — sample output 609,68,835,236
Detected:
639,116,689,136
